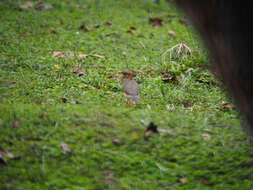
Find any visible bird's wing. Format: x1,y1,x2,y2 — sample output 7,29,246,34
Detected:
123,80,139,96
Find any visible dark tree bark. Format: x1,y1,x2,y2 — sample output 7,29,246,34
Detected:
177,1,253,138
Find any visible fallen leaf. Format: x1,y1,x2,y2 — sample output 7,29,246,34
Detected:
130,25,137,30
90,54,105,58
238,161,253,168
144,122,159,137
107,73,121,83
105,21,112,26
104,178,116,185
61,97,68,103
19,2,33,10
38,114,48,119
0,154,7,165
61,143,71,153
162,72,180,84
179,178,187,184
11,121,20,127
35,2,53,10
53,51,105,60
202,134,211,141
78,54,89,59
54,64,60,71
126,30,133,34
53,51,64,58
44,103,51,107
112,138,121,146
52,51,74,59
50,29,57,34
4,151,14,159
78,54,105,59
104,170,112,177
0,150,14,165
219,103,236,110
79,24,90,32
199,178,216,186
94,24,100,28
75,100,82,104
78,72,84,77
178,19,185,25
75,4,87,8
40,24,47,28
144,130,152,137
73,71,85,77
168,29,176,39
149,17,164,28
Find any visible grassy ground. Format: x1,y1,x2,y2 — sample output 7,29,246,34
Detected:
1,0,253,189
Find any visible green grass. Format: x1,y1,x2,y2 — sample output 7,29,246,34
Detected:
1,0,253,189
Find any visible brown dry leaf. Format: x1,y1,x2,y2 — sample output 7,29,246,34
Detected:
178,19,185,25
44,103,51,107
78,54,89,59
11,121,20,127
0,155,7,165
112,138,121,146
61,97,68,103
53,52,104,59
61,143,71,153
73,71,85,77
75,100,82,104
35,2,53,10
219,103,236,110
50,30,57,34
144,130,152,137
168,29,176,39
104,178,117,185
4,151,14,159
0,150,14,165
54,64,60,71
107,73,122,83
53,51,74,59
202,134,211,141
183,102,192,111
38,114,48,119
19,2,33,10
238,161,253,168
126,30,133,34
77,72,84,77
79,24,90,32
90,54,105,58
179,178,187,184
105,21,112,26
149,17,164,28
144,122,159,137
78,54,105,59
35,100,42,105
162,72,180,84
130,25,137,30
94,24,100,28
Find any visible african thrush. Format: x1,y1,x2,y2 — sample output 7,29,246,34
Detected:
121,70,140,103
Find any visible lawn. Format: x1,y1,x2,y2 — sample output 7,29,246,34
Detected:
0,0,253,189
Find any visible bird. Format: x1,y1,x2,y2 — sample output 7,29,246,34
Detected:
120,70,140,104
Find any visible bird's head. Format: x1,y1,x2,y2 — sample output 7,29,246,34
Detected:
120,70,136,80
